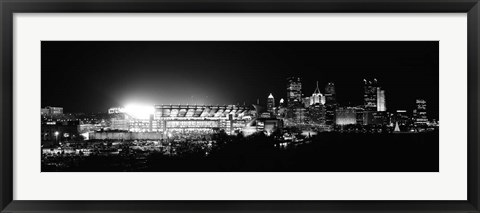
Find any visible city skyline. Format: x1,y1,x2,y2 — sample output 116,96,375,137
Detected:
41,41,439,119
41,41,439,172
42,77,437,121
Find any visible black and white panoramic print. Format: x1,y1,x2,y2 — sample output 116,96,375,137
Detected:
41,41,439,172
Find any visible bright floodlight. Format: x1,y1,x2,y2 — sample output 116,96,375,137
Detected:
54,131,59,136
124,104,154,119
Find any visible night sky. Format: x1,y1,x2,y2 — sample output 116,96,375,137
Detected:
41,41,439,119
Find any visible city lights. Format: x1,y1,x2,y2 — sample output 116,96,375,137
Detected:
124,104,154,119
40,41,441,172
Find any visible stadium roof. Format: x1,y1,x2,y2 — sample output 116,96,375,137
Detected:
154,104,253,118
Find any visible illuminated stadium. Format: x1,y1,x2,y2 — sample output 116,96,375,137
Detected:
111,104,255,135
154,104,252,119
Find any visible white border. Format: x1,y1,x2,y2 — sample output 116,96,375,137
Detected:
13,13,467,200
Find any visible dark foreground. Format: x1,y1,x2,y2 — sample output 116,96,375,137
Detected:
42,131,439,172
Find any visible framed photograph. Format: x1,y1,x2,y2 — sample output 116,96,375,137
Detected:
1,0,479,212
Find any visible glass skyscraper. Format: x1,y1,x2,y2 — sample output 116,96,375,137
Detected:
267,93,275,113
376,88,386,111
363,79,378,111
286,77,302,108
324,82,337,125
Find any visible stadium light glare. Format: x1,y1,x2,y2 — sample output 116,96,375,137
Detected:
124,104,154,119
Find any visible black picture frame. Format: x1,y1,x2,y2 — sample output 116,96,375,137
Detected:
1,0,479,212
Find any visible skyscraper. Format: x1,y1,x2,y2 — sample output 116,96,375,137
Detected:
310,81,326,105
377,88,386,111
324,82,337,125
308,104,326,125
267,93,275,113
279,98,285,108
363,79,378,111
324,82,336,105
302,96,311,108
414,99,428,125
277,98,287,117
293,107,307,124
287,77,302,108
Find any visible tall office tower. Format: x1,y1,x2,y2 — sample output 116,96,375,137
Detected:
293,107,307,124
310,81,326,105
324,82,336,105
324,82,337,125
303,97,311,108
267,93,275,113
308,104,326,125
279,98,286,108
363,79,378,111
277,98,287,118
376,88,386,111
414,99,428,125
286,77,302,108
